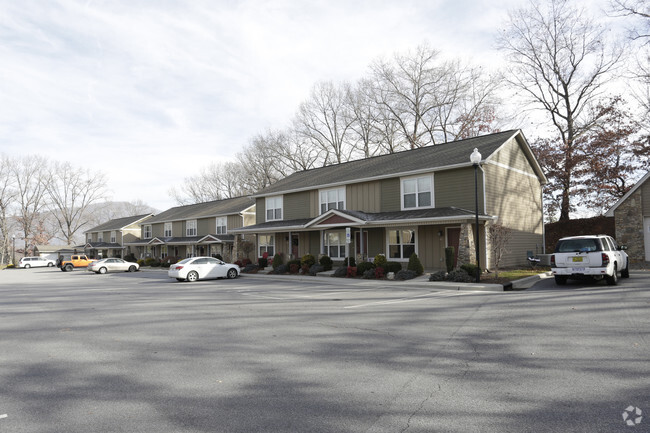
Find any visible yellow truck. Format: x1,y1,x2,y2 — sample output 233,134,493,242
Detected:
57,254,96,272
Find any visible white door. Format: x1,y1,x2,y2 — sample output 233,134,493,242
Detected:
643,217,650,262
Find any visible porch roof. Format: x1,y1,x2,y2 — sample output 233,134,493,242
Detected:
85,242,123,249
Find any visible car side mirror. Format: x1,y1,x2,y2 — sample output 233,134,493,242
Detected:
618,245,627,251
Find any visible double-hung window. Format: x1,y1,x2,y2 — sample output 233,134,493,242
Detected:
259,235,275,257
164,223,172,237
216,217,227,235
402,175,433,209
266,196,283,221
110,231,116,243
388,229,416,260
143,225,152,239
319,187,345,214
186,220,197,237
324,231,346,258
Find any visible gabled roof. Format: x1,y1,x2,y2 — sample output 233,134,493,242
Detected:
85,242,123,249
605,170,650,217
86,214,153,233
145,196,255,224
253,130,544,197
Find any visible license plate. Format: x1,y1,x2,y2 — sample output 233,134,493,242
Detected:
572,267,585,272
572,257,583,262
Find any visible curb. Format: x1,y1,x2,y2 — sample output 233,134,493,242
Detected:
510,271,553,290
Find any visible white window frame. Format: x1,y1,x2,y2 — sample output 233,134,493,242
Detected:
400,174,434,210
164,222,173,237
319,187,346,215
258,234,275,257
98,234,103,242
265,196,283,221
110,231,116,243
186,220,197,237
386,227,418,261
216,217,227,235
143,225,152,239
323,230,347,259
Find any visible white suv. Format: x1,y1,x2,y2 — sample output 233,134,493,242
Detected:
551,235,629,286
18,256,56,268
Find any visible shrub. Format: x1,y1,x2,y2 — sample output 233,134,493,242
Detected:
395,269,417,281
137,259,145,266
161,262,171,268
241,258,251,266
272,253,284,270
288,259,301,268
375,266,385,279
385,261,403,274
447,268,473,283
309,264,325,276
273,264,289,274
429,271,447,281
445,247,455,272
319,255,333,271
362,268,376,279
234,260,243,267
215,254,223,261
124,253,137,263
150,259,161,267
333,266,347,278
258,257,268,268
301,254,316,268
407,253,424,276
347,266,357,278
162,256,179,265
144,257,156,266
289,263,300,274
461,263,481,278
373,254,387,268
242,264,259,273
356,261,375,275
344,256,356,267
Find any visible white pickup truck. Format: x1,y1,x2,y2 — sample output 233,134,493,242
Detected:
551,235,629,286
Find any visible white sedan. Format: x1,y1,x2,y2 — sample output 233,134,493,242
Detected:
168,256,240,282
87,258,140,274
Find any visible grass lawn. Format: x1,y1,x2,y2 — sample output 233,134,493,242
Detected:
481,267,551,284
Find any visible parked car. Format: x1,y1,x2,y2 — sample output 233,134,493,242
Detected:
87,258,139,274
168,256,240,282
18,256,56,268
550,235,629,286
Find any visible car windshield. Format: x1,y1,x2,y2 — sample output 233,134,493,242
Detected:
556,238,601,253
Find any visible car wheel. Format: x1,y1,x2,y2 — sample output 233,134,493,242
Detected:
605,264,618,286
24,264,31,269
47,262,54,267
128,265,137,272
64,264,73,272
98,267,107,274
621,262,630,278
554,275,567,285
227,268,238,279
187,271,199,282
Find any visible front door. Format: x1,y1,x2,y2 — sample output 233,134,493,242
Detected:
446,227,461,268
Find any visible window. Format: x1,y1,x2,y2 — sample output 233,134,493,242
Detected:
186,220,197,237
164,223,172,237
388,229,416,260
259,235,275,257
319,187,345,214
98,234,103,242
110,231,116,243
161,245,168,259
87,236,92,243
216,217,227,235
402,176,432,209
143,225,152,239
266,196,283,221
324,231,346,258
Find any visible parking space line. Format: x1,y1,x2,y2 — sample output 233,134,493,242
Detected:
344,290,477,309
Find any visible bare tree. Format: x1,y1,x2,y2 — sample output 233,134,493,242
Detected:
498,0,624,220
487,222,512,278
44,161,108,245
10,155,49,249
0,155,17,264
346,79,381,158
276,126,323,174
169,161,247,205
238,133,284,192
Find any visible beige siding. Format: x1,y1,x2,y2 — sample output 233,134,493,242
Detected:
309,190,319,217
435,167,483,211
197,218,211,235
172,221,183,237
308,231,320,256
380,178,400,212
256,198,266,225
152,223,164,238
366,228,385,258
484,163,544,268
348,181,381,212
642,181,650,215
227,214,243,230
490,137,536,175
284,191,311,220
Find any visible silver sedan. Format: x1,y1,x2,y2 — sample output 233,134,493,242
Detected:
87,258,139,274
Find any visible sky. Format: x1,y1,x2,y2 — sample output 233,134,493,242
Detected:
0,0,615,211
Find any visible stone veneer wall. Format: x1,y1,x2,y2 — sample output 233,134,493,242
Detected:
457,223,476,267
614,190,645,263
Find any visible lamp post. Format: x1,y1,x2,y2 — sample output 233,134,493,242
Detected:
12,235,16,266
470,148,482,283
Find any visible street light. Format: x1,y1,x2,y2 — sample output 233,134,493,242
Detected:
470,148,482,283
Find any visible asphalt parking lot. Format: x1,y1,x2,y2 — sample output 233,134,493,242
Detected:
0,267,648,433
